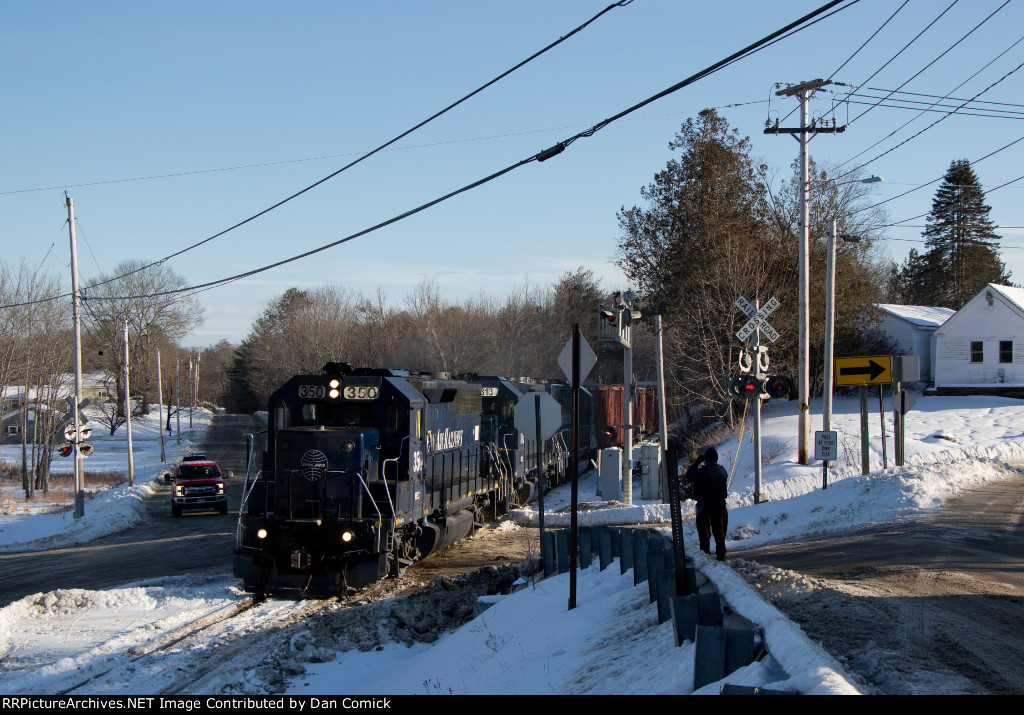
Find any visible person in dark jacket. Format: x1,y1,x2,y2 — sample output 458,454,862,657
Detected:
685,447,729,560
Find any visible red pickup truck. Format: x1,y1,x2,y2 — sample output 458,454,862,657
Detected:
168,457,227,517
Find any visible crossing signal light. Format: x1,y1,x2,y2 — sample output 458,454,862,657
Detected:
79,443,95,457
764,376,792,399
600,309,617,325
728,375,762,399
58,443,73,458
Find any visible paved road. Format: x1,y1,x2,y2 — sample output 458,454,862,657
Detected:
739,466,1024,694
0,414,262,607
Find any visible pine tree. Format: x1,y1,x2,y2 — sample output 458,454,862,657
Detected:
910,159,1011,308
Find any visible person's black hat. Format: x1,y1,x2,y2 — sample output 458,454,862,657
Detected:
705,447,718,462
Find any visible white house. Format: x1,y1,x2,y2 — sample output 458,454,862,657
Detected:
875,304,955,382
932,283,1024,394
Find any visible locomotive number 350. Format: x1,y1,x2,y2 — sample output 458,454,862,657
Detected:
343,385,380,401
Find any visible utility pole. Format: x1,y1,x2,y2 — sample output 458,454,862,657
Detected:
655,315,669,503
188,356,194,429
175,359,181,443
157,349,166,462
123,319,135,486
66,194,86,519
765,79,845,465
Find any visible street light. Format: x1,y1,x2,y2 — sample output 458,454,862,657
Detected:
822,176,882,456
799,175,883,465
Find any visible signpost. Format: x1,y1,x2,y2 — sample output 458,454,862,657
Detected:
834,355,893,386
835,355,893,476
558,326,596,611
513,389,563,577
814,430,838,489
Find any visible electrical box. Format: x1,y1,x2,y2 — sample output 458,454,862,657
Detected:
599,447,622,502
639,443,661,500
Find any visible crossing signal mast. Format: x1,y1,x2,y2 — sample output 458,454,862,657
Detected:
731,296,790,504
597,291,639,504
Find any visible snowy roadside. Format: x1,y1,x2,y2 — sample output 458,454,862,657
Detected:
0,407,211,553
1,394,1023,695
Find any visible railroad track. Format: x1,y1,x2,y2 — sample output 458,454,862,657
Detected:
51,574,420,696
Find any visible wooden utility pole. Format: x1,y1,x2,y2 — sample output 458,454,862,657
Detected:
765,79,845,465
157,350,166,462
66,194,86,519
123,319,135,485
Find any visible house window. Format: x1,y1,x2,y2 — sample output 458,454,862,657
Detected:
970,341,984,363
1000,341,1013,363
6,425,18,435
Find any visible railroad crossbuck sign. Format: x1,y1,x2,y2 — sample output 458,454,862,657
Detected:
834,355,893,386
735,296,780,343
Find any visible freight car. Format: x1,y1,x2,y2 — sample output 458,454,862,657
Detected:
233,364,596,596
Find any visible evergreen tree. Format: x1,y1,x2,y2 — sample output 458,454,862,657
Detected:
901,160,1011,308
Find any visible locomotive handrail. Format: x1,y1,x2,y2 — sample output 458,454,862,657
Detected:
237,469,264,547
353,468,384,527
380,436,408,520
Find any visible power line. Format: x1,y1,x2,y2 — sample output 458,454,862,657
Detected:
843,0,1008,127
832,28,1024,174
58,0,859,306
65,1,638,293
821,0,960,127
835,55,1024,182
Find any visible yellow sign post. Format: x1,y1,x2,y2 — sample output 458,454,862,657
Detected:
834,355,893,386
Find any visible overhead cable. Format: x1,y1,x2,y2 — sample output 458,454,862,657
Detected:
71,1,638,292
67,0,859,304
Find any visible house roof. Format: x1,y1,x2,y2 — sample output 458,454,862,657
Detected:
990,283,1024,313
876,304,955,328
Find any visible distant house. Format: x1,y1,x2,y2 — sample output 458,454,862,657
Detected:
875,304,955,383
0,404,62,445
932,283,1024,396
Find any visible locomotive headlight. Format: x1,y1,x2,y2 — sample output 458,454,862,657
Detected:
329,379,340,389
342,440,356,453
329,389,340,399
257,528,268,539
341,531,354,543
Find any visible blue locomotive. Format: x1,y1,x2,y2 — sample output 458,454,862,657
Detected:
233,363,595,596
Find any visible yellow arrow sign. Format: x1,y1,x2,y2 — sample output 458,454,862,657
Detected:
834,355,893,386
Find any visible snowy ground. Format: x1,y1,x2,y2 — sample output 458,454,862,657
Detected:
0,407,212,552
1,393,1023,695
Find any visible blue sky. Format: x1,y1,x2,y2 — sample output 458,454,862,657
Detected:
4,0,1024,345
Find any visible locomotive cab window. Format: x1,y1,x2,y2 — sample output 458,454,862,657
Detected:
273,402,292,431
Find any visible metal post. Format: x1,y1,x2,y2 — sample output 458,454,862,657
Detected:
66,194,85,519
823,221,836,473
535,394,545,567
879,385,888,469
123,319,134,486
623,333,633,505
893,360,903,467
569,324,580,611
655,315,669,503
753,301,763,504
860,386,869,475
157,349,165,462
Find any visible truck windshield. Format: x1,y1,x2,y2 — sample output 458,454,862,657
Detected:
177,465,220,479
